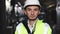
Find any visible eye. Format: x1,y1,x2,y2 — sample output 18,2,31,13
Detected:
26,8,31,11
34,8,39,11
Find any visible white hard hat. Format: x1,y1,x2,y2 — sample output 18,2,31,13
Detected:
24,0,41,8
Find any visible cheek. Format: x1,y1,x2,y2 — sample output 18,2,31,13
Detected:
25,11,30,16
35,11,40,15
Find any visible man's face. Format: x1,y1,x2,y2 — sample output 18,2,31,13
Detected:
24,6,40,20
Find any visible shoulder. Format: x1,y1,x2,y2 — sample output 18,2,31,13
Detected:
44,23,50,27
44,23,52,31
16,22,23,29
38,19,50,26
15,23,23,34
44,23,52,34
44,23,51,29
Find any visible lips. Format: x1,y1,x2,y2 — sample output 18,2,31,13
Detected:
30,15,36,18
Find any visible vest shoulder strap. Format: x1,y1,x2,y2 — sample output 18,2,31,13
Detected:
22,20,31,34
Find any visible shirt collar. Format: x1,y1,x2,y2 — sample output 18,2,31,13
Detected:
27,18,39,27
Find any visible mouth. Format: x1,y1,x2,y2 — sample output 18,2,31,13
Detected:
30,15,35,18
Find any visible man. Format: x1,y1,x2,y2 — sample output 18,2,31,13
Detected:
15,0,52,34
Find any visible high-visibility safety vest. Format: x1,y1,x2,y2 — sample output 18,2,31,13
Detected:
15,19,52,34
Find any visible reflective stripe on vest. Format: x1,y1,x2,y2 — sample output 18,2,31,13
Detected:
15,20,52,34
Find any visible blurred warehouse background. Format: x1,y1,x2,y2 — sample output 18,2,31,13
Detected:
0,0,60,34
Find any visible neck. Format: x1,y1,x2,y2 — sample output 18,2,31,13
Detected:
28,19,37,27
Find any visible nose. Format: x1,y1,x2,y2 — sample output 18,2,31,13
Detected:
31,10,34,15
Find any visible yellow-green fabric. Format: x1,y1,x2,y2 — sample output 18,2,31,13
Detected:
20,24,28,34
15,23,28,34
34,20,44,34
15,19,52,34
